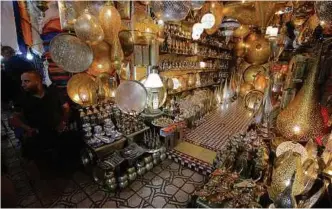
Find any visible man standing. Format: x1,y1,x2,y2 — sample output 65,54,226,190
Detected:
11,71,80,176
1,46,34,102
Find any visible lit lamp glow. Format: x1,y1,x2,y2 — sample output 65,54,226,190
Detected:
78,85,90,106
26,50,33,60
201,13,215,29
144,70,164,114
293,125,301,135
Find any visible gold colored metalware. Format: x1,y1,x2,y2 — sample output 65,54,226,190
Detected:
243,65,266,83
98,4,122,45
239,82,254,97
50,34,93,73
268,151,305,201
244,33,271,65
254,73,268,92
74,9,104,46
233,25,250,38
87,41,115,77
276,56,325,142
234,39,247,57
67,73,97,106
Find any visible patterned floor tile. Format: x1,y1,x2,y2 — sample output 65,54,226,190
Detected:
50,200,76,208
189,172,205,184
126,193,145,208
150,196,169,208
72,171,93,187
17,193,39,207
151,165,163,174
181,182,196,194
171,189,191,204
82,182,100,196
76,197,96,208
130,180,146,192
89,190,110,206
62,189,88,204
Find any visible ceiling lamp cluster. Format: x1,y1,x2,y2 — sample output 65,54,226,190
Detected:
192,12,216,40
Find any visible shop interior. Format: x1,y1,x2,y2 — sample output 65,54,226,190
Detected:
1,1,332,208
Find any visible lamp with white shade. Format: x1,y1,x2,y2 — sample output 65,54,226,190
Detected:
143,67,164,114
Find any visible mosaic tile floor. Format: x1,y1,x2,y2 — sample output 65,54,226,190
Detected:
1,131,206,208
185,101,253,152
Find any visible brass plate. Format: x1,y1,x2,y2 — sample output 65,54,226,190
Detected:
115,80,147,114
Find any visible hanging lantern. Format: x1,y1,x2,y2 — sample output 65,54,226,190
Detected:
243,65,266,83
50,34,93,73
74,9,104,45
151,1,191,22
244,33,271,65
98,4,122,45
87,41,115,77
233,25,250,38
315,1,332,23
67,73,98,106
276,56,325,142
234,39,247,57
254,73,268,92
118,30,135,57
206,2,224,35
239,82,254,97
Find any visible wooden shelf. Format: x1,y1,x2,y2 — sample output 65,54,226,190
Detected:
160,68,223,77
168,82,220,95
159,52,232,60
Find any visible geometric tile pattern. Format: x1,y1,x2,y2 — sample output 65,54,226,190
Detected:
1,128,207,208
184,101,253,151
166,150,213,175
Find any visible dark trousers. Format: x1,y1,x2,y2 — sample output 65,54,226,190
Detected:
22,130,83,173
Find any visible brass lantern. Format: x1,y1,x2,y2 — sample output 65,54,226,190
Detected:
244,33,271,65
276,56,325,142
67,73,98,106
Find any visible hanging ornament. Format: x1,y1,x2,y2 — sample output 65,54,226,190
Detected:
118,30,135,57
243,65,266,83
315,1,332,23
74,9,104,45
276,56,325,142
67,73,98,105
98,3,122,45
244,33,271,65
192,23,204,35
87,41,114,77
50,34,93,73
151,1,191,22
201,13,215,29
233,25,250,38
110,38,124,63
234,39,247,57
239,82,254,97
206,2,224,35
254,73,268,92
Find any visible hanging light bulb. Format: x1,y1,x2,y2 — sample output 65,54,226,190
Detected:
192,23,204,34
201,13,215,29
192,32,201,40
26,49,33,60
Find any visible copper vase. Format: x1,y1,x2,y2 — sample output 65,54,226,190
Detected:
276,55,325,142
